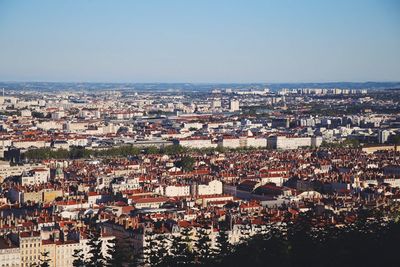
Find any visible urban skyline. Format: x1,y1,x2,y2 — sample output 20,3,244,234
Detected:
1,1,400,267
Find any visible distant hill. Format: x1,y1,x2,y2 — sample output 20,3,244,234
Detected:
0,81,399,92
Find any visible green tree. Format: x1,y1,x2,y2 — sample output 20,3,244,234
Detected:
105,238,124,267
143,231,158,266
86,230,105,267
69,147,85,159
145,146,159,154
162,145,187,155
144,231,170,267
153,234,170,267
194,228,214,265
167,227,194,266
176,156,195,172
214,230,232,261
72,249,85,267
215,146,226,153
32,111,46,118
116,236,138,267
167,235,185,266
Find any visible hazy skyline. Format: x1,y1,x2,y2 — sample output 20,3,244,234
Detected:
0,0,399,83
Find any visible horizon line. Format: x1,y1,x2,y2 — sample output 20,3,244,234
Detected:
1,80,400,85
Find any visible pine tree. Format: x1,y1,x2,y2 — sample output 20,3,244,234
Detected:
153,234,169,267
86,230,105,267
38,251,51,267
194,228,214,265
106,235,138,267
165,228,193,266
142,230,170,266
164,234,183,266
122,236,139,267
215,230,232,261
178,227,194,265
105,237,126,267
143,230,158,266
72,249,85,267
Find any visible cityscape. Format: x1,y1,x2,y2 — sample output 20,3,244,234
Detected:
1,1,400,267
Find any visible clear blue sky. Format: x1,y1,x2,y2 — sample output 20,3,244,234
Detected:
0,0,399,83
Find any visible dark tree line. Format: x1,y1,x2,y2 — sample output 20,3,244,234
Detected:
143,226,227,267
23,145,190,161
23,144,269,161
140,211,400,267
43,209,400,267
72,229,138,267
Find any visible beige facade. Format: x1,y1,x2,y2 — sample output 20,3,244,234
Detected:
20,232,41,267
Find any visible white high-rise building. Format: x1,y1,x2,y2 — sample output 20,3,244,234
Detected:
212,99,221,109
229,99,240,112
